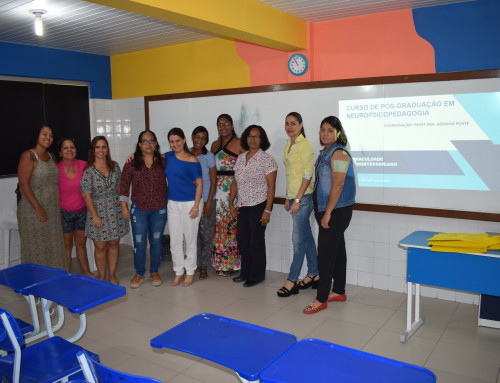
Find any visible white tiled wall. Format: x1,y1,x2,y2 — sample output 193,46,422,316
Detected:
2,96,499,306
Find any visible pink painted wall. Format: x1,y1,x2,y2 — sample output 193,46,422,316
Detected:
235,10,435,86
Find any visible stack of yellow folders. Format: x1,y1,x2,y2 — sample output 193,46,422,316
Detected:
427,233,500,253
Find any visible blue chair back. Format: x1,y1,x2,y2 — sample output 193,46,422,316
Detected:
76,351,163,383
0,308,24,352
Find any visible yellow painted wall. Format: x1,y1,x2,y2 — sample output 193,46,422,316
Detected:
111,38,250,99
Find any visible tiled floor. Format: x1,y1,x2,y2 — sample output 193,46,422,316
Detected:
2,245,500,383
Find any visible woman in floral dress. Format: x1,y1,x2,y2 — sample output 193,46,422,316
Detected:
210,114,245,276
81,136,129,283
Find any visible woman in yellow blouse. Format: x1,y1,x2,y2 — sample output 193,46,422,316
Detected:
277,112,319,297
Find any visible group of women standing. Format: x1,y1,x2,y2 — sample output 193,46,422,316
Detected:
16,112,356,314
17,127,129,283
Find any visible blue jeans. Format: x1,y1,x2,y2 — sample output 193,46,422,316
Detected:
130,203,168,277
287,193,318,281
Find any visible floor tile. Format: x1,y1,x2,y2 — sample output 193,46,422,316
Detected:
305,317,379,349
426,340,500,382
351,287,406,310
324,300,395,328
433,369,492,383
362,328,436,366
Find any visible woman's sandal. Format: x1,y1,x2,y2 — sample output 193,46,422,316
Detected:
182,274,194,286
277,280,300,297
298,275,319,290
217,269,235,277
303,301,327,314
199,267,208,280
170,276,182,286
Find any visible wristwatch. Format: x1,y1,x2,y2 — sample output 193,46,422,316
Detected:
294,198,301,203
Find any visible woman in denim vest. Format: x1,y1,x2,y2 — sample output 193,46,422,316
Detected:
304,116,356,314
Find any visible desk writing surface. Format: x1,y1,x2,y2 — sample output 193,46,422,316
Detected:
399,231,436,250
151,313,297,381
260,339,436,383
399,231,500,258
22,274,126,313
0,263,66,293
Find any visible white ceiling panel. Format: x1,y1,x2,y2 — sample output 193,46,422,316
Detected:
0,0,476,55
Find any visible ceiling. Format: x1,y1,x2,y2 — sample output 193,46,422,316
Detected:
0,0,474,56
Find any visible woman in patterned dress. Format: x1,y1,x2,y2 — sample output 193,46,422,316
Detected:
17,125,66,269
81,136,129,283
210,114,245,276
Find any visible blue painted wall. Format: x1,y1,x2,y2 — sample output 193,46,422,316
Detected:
0,42,111,99
413,0,500,73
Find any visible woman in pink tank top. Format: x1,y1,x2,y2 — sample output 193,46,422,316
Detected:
56,138,93,275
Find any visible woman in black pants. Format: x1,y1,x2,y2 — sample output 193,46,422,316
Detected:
229,125,277,287
303,116,356,314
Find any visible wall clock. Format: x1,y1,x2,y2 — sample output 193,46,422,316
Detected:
288,54,308,76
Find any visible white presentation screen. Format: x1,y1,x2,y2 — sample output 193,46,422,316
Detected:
149,77,500,214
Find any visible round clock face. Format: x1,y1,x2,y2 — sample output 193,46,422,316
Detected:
288,54,308,76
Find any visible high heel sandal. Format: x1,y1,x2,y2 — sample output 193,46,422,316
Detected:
277,280,299,297
298,275,319,290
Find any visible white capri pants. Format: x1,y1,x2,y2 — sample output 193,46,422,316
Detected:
167,200,203,275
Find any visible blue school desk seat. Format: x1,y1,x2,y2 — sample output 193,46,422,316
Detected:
0,308,98,383
76,350,163,383
151,313,297,382
0,263,67,342
260,338,436,383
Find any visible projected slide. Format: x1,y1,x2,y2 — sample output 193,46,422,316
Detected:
340,92,500,191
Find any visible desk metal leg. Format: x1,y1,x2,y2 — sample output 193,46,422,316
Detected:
39,298,86,343
400,282,425,343
40,299,65,338
66,313,87,343
24,295,40,335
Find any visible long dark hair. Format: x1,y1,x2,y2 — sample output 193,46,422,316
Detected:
320,116,348,146
86,136,114,170
132,130,161,169
168,128,190,153
286,112,306,138
192,126,209,155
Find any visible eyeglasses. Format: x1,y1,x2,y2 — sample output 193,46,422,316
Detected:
193,135,207,142
217,122,232,127
141,139,156,144
248,135,261,140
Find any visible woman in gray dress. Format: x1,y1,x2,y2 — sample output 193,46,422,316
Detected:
17,125,66,269
81,136,129,283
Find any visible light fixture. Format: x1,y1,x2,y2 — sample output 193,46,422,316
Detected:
29,9,47,37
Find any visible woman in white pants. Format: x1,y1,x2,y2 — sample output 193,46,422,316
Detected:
165,128,203,286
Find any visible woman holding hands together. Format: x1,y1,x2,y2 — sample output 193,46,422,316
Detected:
230,125,277,287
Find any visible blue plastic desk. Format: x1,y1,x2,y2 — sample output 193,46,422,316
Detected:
150,313,297,382
260,338,436,383
0,263,67,341
22,274,126,342
399,231,500,342
0,263,66,293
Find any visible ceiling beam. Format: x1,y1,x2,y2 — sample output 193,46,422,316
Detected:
85,0,307,51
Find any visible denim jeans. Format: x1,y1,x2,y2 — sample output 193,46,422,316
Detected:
130,203,168,277
287,193,318,281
